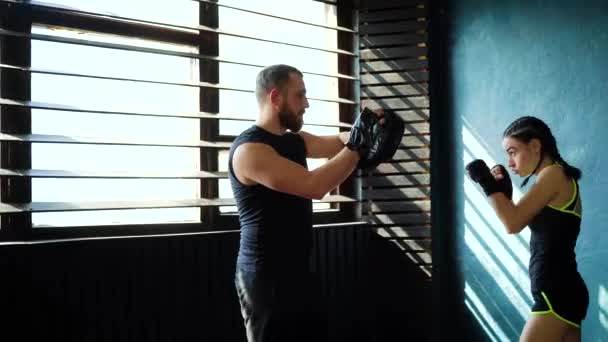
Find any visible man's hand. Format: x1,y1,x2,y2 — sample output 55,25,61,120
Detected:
339,131,350,145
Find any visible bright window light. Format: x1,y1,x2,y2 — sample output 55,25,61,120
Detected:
216,1,339,213
30,22,201,227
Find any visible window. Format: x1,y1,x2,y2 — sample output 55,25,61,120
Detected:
216,0,342,213
0,0,357,238
30,24,201,227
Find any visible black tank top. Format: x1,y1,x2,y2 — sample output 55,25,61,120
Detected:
528,178,582,293
228,125,313,272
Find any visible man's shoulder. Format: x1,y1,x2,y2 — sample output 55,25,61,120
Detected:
231,126,264,149
235,125,259,139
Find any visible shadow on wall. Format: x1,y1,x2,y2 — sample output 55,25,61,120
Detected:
461,120,535,341
362,232,433,342
356,46,434,341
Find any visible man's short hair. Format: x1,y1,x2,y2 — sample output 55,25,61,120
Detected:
255,64,303,104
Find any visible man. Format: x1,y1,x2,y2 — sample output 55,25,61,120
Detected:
229,64,388,342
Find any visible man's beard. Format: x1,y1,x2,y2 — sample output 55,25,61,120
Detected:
278,104,303,132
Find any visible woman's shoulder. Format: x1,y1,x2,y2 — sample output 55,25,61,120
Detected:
535,164,574,193
537,164,578,203
538,163,567,182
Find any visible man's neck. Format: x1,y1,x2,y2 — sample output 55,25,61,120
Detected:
256,109,286,135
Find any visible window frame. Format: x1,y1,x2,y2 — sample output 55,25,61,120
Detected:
0,0,359,241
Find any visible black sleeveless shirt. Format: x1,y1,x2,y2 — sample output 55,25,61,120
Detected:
228,125,313,272
528,179,583,293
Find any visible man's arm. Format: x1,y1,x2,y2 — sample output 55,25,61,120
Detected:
232,142,359,200
298,131,350,159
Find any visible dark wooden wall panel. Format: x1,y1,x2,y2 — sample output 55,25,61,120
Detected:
1,223,383,342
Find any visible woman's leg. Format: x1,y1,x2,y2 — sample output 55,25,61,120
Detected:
519,314,580,342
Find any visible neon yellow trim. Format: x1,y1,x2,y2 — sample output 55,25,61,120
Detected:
531,310,552,314
547,179,581,218
561,179,578,210
547,179,576,210
537,291,581,328
546,208,582,218
547,205,582,219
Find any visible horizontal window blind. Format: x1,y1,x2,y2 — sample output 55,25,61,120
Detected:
0,0,359,238
358,0,432,278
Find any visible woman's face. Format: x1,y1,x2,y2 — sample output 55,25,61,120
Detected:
502,136,541,177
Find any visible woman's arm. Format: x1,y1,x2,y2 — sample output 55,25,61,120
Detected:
489,166,561,234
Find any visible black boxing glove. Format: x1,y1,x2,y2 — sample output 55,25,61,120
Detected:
465,159,511,199
490,164,513,200
346,107,405,170
346,107,377,155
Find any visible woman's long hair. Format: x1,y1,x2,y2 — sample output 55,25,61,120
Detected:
503,116,581,187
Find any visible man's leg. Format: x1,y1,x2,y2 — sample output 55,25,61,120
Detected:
235,268,283,342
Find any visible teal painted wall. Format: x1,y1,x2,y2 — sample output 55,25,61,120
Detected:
449,0,608,340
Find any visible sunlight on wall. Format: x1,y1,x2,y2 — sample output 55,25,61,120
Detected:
462,121,535,339
463,181,529,275
600,285,608,332
463,221,530,320
465,282,511,342
462,121,529,246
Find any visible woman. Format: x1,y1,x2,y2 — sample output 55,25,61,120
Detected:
466,116,588,342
